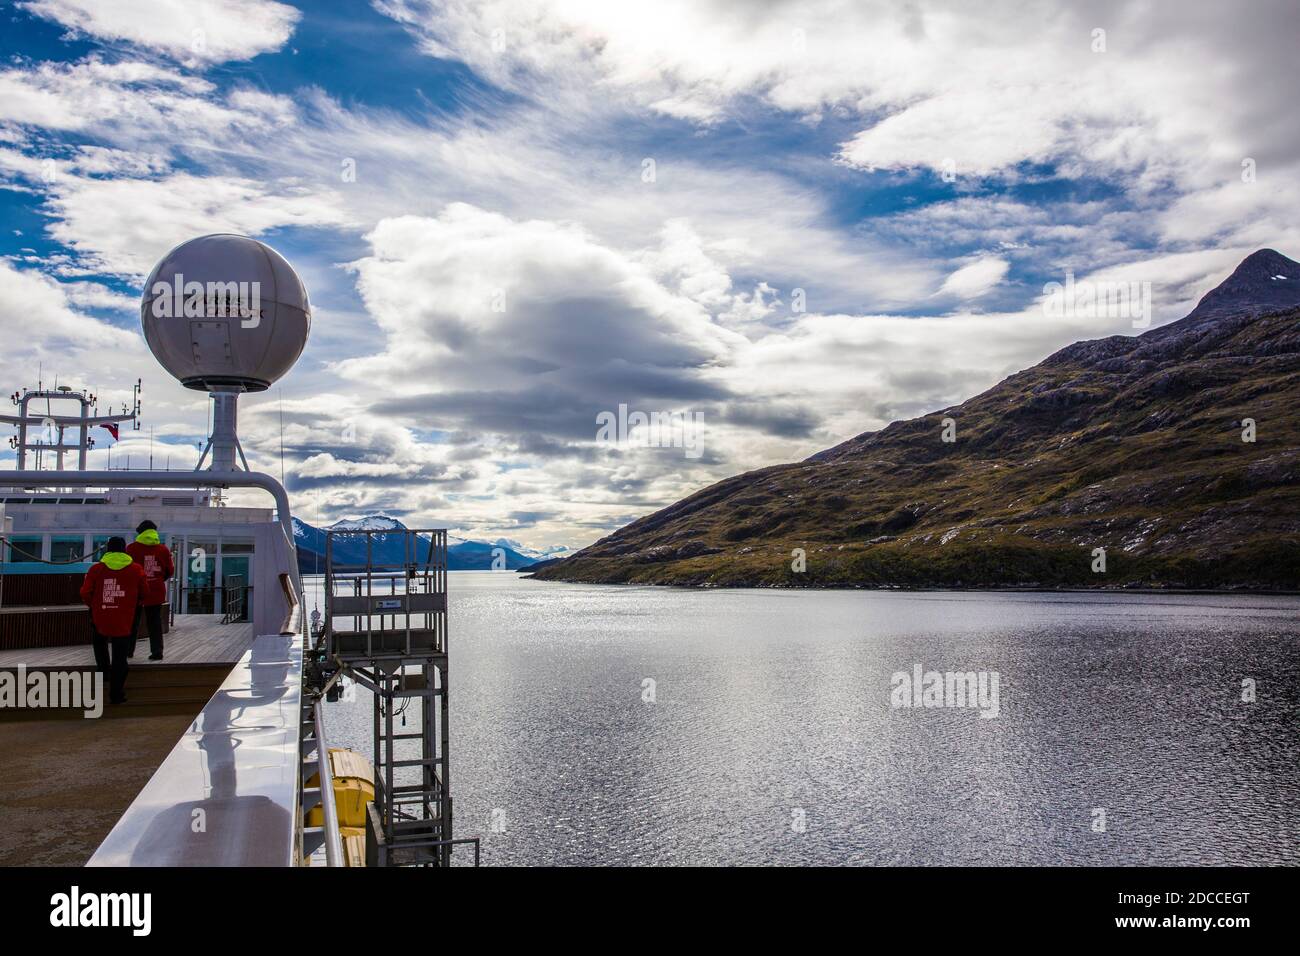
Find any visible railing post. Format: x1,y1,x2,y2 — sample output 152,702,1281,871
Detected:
314,699,343,867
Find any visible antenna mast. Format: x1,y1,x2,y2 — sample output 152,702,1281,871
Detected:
3,382,139,472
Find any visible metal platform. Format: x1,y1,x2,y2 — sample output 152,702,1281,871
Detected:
312,527,463,866
326,575,447,659
324,529,448,662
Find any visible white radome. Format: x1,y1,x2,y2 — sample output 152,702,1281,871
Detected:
140,234,311,392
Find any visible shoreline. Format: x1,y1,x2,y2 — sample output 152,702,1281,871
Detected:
518,574,1300,597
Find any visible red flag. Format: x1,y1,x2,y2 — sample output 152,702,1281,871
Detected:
100,423,119,441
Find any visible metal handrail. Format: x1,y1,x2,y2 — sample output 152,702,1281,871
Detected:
1,469,296,543
220,583,251,624
389,836,481,866
174,584,245,618
88,631,304,867
313,700,343,867
1,539,108,565
279,572,301,637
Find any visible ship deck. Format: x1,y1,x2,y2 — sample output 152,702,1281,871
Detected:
0,613,255,668
0,614,267,865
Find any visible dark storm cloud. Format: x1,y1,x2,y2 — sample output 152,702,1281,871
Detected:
286,467,447,493
507,510,560,524
721,401,822,439
509,433,599,461
373,375,731,445
373,387,596,441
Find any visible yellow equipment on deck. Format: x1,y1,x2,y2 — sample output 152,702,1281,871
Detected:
306,748,375,867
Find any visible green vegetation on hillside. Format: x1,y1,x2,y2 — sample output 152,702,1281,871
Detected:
535,267,1300,591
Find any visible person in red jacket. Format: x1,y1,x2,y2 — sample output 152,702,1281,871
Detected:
126,519,174,661
80,536,147,705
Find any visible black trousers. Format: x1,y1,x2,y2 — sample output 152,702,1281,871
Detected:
132,604,164,658
92,630,132,703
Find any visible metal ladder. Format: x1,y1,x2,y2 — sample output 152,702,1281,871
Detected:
298,692,342,866
321,527,478,867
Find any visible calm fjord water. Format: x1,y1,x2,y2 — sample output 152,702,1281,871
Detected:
321,572,1300,865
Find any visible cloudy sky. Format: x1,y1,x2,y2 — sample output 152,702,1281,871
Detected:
1,0,1297,551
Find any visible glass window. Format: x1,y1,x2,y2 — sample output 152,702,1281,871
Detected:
221,555,250,588
221,555,251,621
6,536,44,563
186,540,218,614
187,541,217,583
50,535,89,563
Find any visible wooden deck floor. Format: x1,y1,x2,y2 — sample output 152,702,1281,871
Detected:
0,614,256,669
0,710,199,864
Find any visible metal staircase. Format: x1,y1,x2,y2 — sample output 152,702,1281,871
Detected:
313,527,475,866
299,693,341,866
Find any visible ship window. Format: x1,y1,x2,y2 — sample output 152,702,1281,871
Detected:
186,540,218,614
50,536,89,562
5,536,44,563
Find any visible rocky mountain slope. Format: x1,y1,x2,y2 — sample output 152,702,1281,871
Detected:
534,249,1300,589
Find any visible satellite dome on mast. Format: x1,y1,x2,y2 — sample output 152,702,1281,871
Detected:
140,234,310,393
140,235,310,471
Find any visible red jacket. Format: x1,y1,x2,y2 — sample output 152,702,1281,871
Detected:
126,539,175,606
81,556,148,638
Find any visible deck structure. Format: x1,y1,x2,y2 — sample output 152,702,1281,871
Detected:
0,610,276,864
0,614,257,720
87,629,304,866
311,528,464,866
0,613,255,669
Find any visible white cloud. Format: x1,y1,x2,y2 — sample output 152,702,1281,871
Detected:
297,454,430,480
937,256,1010,301
0,259,137,353
43,171,353,275
379,0,1300,203
2,0,1297,549
20,0,301,64
0,58,211,131
840,87,1067,177
60,278,138,310
339,203,742,389
0,57,295,139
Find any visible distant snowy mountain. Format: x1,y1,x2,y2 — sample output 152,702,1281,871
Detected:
497,539,573,561
328,515,406,532
292,515,540,572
